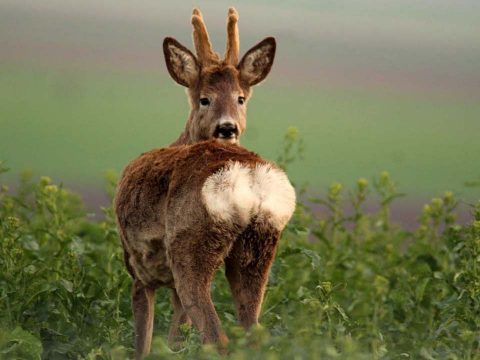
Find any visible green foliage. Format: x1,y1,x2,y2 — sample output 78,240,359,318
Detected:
1,134,479,359
0,172,132,359
276,126,305,172
0,327,43,360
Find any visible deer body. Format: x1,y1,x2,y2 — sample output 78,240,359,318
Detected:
114,8,294,359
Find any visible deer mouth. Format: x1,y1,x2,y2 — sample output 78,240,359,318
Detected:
213,122,239,143
215,133,238,144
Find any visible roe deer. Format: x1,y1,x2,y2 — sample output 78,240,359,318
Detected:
114,8,294,359
164,7,276,146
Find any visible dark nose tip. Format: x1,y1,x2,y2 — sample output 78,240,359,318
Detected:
215,122,238,139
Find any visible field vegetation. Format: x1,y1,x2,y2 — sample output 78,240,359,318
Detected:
1,132,479,359
2,2,479,358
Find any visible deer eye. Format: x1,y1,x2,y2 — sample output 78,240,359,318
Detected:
238,96,245,105
199,98,210,106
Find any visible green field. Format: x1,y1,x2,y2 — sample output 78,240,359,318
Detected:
1,2,480,359
1,65,479,197
1,167,479,359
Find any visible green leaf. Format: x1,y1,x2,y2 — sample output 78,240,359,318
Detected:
0,327,43,359
415,278,430,302
60,279,73,293
301,249,321,270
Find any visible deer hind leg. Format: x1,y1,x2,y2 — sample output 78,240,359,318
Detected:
225,220,280,329
132,280,156,360
167,288,192,347
168,229,233,348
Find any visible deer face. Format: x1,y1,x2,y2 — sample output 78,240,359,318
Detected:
189,64,246,144
163,8,276,145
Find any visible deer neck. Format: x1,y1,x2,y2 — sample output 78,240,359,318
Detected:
170,112,196,146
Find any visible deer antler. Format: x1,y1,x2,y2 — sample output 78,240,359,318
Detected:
191,8,219,65
224,7,239,65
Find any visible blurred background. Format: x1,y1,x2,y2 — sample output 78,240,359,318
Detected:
1,0,479,220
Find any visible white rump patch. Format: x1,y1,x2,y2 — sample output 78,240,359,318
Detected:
250,164,297,229
202,163,256,226
202,162,296,229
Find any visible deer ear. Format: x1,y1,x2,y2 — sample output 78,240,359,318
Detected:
163,37,199,87
238,37,276,86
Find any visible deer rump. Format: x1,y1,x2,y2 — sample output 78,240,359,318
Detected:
115,140,296,288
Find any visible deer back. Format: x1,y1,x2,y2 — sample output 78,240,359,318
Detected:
115,141,295,246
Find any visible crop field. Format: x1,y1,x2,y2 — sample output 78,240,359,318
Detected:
1,65,479,198
1,157,479,359
1,1,480,359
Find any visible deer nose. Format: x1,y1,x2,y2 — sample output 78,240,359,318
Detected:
215,122,238,139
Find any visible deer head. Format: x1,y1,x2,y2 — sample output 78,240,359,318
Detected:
163,8,276,145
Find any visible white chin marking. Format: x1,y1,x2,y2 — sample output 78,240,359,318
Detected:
202,162,296,229
216,137,238,144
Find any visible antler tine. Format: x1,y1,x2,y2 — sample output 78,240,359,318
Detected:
224,7,239,65
191,8,218,65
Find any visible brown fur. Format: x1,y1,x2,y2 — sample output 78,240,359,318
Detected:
224,8,240,65
115,8,289,359
116,141,289,357
191,8,218,65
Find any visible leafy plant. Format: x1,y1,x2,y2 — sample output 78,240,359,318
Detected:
1,131,479,359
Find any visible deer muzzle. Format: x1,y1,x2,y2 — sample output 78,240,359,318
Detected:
214,122,239,141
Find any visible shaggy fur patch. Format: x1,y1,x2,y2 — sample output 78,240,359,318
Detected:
202,162,296,229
